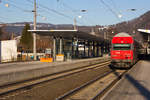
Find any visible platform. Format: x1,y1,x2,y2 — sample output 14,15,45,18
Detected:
102,60,150,100
0,57,110,87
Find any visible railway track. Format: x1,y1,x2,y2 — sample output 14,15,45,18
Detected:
56,69,127,100
0,60,111,100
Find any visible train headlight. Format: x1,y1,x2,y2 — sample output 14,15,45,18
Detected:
112,55,117,57
125,54,131,57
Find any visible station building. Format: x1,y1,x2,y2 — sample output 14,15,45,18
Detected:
29,29,111,61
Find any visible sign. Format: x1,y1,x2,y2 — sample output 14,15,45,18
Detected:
56,54,64,61
45,48,51,54
40,58,53,62
114,44,130,47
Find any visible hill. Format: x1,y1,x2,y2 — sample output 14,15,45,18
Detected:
1,11,150,41
99,11,150,41
0,22,97,36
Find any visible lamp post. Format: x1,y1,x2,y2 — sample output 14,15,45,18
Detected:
74,15,82,30
74,18,77,30
73,10,86,30
33,0,37,60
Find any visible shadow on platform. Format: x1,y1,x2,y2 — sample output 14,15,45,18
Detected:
138,54,150,60
125,74,150,99
108,65,150,99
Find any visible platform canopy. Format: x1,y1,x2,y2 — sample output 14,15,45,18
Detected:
138,29,150,34
28,29,105,42
138,29,150,42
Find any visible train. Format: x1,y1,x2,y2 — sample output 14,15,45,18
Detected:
110,32,141,68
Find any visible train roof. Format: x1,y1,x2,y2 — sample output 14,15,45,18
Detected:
112,32,133,44
114,32,131,37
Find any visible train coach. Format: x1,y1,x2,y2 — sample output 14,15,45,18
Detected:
111,32,140,68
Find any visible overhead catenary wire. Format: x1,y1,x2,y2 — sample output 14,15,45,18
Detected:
2,0,91,26
2,0,32,13
108,0,121,14
0,1,33,23
103,0,144,22
25,0,80,25
60,2,86,25
106,0,134,21
58,0,104,26
105,0,127,21
39,0,86,25
26,0,72,20
2,0,100,26
26,0,58,20
0,16,8,24
62,2,90,25
58,1,96,26
99,0,122,21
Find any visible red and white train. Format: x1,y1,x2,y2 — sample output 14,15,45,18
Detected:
111,32,140,68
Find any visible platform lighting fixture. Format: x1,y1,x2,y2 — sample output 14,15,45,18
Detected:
5,3,9,7
117,9,137,19
118,14,122,18
129,9,137,11
78,15,82,19
81,10,87,12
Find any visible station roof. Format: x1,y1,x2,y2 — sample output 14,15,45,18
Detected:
138,29,150,34
28,29,105,42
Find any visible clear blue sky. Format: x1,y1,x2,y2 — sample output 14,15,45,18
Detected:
0,0,150,26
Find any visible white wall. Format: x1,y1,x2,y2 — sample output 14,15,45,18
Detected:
0,40,17,62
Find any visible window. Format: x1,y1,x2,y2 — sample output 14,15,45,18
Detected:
113,44,131,50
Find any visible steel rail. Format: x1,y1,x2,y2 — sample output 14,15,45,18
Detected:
56,70,114,100
91,70,128,100
0,60,110,96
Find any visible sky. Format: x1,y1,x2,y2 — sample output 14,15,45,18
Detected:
0,0,150,26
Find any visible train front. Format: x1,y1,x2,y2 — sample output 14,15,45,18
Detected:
111,32,134,68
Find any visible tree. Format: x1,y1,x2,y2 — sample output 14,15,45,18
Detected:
20,23,33,52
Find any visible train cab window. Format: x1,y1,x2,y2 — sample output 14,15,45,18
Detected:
113,44,131,50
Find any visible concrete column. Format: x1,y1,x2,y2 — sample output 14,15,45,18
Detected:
76,39,79,58
33,0,37,60
99,46,102,57
103,42,105,54
33,33,37,60
88,41,90,57
108,42,110,53
72,38,74,58
53,37,56,61
93,41,95,57
97,43,99,57
84,41,86,57
59,37,62,54
95,42,97,57
101,43,104,57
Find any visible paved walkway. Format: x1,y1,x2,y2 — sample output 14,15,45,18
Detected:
0,57,110,87
0,57,109,74
102,60,150,100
